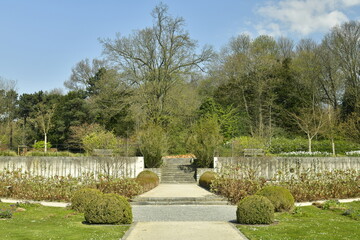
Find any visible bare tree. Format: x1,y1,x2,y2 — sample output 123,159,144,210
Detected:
64,58,107,91
100,3,213,124
290,107,326,153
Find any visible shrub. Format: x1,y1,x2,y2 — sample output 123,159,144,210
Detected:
96,178,142,198
82,129,118,154
33,141,52,150
136,170,159,193
187,116,223,168
0,170,142,202
70,188,102,212
84,193,132,225
210,165,267,204
0,150,17,156
0,209,12,219
199,171,217,190
138,124,168,168
256,186,295,212
236,195,274,224
278,169,360,202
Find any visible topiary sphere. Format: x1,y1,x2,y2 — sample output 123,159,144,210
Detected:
136,170,159,192
84,193,133,225
71,188,102,213
199,171,217,190
236,195,274,224
256,186,295,212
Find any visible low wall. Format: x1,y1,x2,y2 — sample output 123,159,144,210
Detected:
214,157,360,179
0,156,144,178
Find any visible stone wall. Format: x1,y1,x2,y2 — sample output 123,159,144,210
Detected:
0,156,144,178
214,157,360,179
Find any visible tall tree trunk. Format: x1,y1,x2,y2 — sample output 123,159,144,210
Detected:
331,138,336,156
44,133,47,153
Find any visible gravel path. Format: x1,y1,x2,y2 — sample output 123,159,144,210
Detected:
132,205,237,222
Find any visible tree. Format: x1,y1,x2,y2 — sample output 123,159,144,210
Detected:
290,107,326,153
323,21,360,118
64,58,107,91
100,3,213,125
32,103,56,152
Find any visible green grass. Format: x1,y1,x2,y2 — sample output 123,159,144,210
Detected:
238,201,360,240
0,202,129,240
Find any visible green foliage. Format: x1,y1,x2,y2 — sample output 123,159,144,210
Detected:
71,188,102,213
82,129,117,154
199,98,241,141
256,186,295,212
236,195,274,224
84,193,132,225
33,141,52,150
199,171,217,190
187,116,223,167
0,150,17,156
25,151,83,157
269,137,360,155
136,170,159,193
95,178,142,198
0,208,12,219
138,124,168,168
232,136,267,155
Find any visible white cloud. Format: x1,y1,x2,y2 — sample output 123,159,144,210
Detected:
256,0,360,37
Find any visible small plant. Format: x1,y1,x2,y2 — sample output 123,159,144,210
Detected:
0,209,13,219
136,170,159,193
342,208,360,220
84,193,132,225
33,141,52,150
256,186,295,212
70,188,102,213
199,171,217,190
321,200,345,210
236,195,274,224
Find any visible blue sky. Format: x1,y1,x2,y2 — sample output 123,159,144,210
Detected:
0,0,359,94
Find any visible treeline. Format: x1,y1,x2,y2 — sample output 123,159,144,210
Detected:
0,4,359,164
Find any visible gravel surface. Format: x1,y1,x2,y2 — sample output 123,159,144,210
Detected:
133,205,237,222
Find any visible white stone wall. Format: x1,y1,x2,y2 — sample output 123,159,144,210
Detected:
0,156,144,178
214,157,360,180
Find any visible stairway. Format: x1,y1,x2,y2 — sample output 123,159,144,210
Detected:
131,195,229,205
160,158,196,183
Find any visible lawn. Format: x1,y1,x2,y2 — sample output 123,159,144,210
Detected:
238,201,360,240
0,202,129,240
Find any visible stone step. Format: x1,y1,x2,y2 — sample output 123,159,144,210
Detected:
131,196,229,205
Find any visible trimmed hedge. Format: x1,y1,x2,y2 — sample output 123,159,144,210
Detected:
136,170,159,193
70,188,102,213
256,186,294,212
199,171,217,190
236,195,274,224
84,193,132,225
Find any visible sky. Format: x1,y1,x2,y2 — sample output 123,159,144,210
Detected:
0,0,359,94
